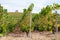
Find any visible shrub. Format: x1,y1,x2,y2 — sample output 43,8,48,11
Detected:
45,24,52,31
58,27,60,31
20,25,29,32
0,27,3,33
34,24,39,31
31,22,35,31
38,26,44,31
7,23,16,32
45,26,51,31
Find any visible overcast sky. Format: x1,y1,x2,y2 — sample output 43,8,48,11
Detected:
0,0,60,13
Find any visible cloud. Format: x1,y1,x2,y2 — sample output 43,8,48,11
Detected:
0,0,60,13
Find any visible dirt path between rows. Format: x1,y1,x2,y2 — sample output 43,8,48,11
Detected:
0,32,60,40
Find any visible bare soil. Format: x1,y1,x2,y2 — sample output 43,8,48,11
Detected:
0,31,60,40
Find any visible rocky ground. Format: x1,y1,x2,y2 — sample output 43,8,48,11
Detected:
0,31,60,40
